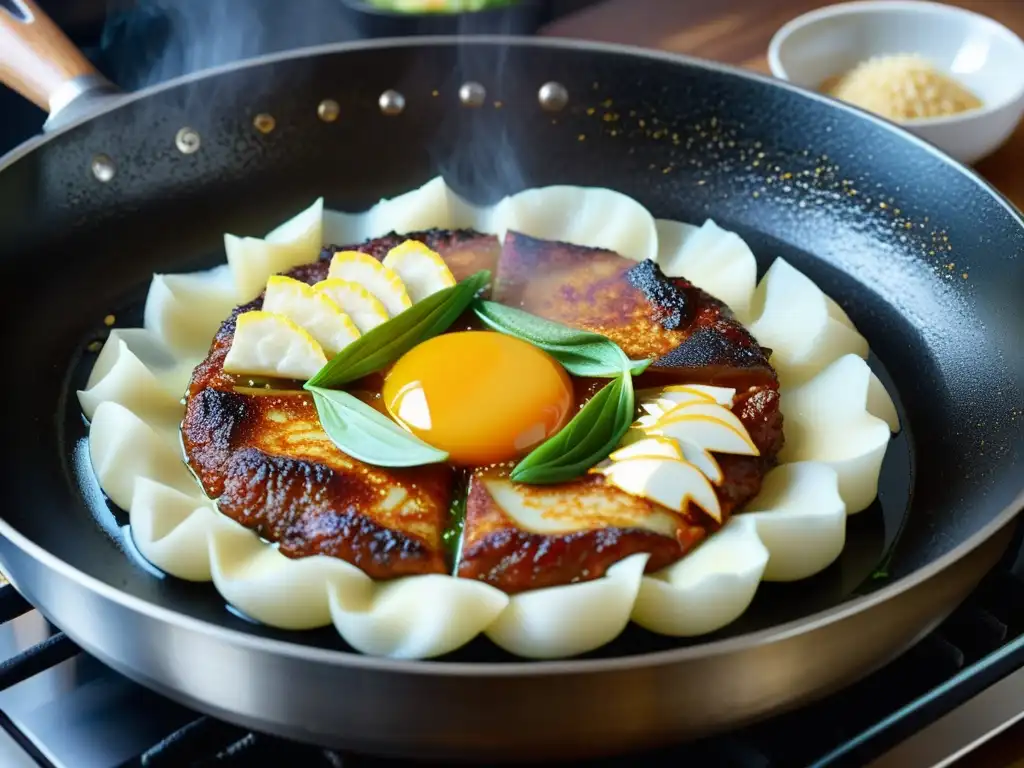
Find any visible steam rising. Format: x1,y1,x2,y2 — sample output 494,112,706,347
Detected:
433,41,526,204
100,0,357,90
100,1,531,202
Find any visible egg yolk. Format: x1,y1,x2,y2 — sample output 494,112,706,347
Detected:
382,331,574,465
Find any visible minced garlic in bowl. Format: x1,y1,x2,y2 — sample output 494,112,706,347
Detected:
822,53,983,121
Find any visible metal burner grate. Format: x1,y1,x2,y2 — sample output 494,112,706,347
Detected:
2,543,1024,768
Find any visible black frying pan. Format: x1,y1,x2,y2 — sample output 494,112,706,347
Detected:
0,0,1022,761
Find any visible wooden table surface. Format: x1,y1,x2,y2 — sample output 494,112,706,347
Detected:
544,1,1024,766
543,0,1024,211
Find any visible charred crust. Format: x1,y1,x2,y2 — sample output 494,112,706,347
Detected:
181,387,251,496
219,448,446,578
320,228,489,261
655,326,767,370
625,259,692,330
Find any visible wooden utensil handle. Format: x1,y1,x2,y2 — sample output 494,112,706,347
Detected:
0,0,101,111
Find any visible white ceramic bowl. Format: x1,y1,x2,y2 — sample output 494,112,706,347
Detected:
768,0,1024,165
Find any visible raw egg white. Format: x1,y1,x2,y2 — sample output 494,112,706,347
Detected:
382,331,573,465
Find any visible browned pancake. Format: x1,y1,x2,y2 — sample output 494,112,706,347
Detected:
495,231,776,386
181,228,782,592
456,472,710,592
455,234,782,593
181,230,499,579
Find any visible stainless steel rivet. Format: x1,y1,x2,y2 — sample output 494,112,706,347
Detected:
538,81,569,112
317,99,340,122
253,113,276,133
175,127,201,154
91,154,115,182
458,81,486,108
379,90,405,116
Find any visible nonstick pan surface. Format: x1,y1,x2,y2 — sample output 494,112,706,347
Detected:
0,27,1022,760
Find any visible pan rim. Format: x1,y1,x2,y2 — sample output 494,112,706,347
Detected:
1,35,1023,674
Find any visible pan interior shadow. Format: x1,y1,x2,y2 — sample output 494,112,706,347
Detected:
62,235,915,663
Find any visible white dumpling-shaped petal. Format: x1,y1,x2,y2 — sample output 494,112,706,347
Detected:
129,478,219,581
653,218,700,255
86,328,178,386
744,462,846,581
493,186,658,263
825,295,857,330
485,554,648,659
362,176,457,239
208,524,370,630
632,517,767,636
88,401,198,509
323,178,477,246
867,371,901,432
329,575,508,660
225,198,324,302
321,208,364,248
114,328,196,394
447,185,498,233
263,198,322,244
78,336,183,428
143,265,239,358
748,259,869,387
656,219,758,322
780,354,895,514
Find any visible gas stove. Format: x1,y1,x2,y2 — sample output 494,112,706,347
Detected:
3,3,1024,766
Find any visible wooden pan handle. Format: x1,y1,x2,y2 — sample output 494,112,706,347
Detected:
0,0,108,112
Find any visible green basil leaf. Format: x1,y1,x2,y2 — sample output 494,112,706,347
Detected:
544,347,652,378
472,300,650,377
309,386,448,467
554,376,630,467
306,270,490,389
510,371,635,484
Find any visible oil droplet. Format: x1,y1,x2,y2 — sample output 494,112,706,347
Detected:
253,113,276,133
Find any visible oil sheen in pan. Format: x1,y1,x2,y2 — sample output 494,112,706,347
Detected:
62,248,913,662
